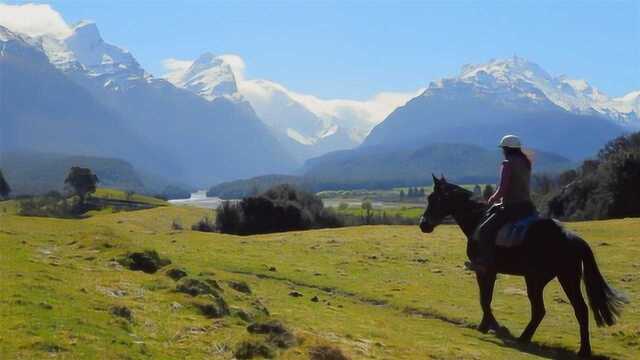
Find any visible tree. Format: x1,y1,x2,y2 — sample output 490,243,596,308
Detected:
0,169,10,200
472,184,482,198
64,167,99,204
482,184,495,202
125,190,135,201
408,188,414,197
399,189,405,200
418,188,426,197
361,200,373,224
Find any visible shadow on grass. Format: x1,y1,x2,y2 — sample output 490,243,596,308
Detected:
472,326,614,360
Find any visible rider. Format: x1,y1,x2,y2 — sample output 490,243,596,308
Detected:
472,135,536,272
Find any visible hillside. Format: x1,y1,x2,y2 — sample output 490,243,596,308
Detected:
0,151,194,198
0,204,637,359
0,152,146,195
303,143,573,189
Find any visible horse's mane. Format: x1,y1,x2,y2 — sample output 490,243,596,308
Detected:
449,183,489,213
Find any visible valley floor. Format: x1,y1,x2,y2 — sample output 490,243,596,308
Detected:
0,204,638,359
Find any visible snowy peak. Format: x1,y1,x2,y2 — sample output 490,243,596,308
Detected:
64,21,142,78
460,56,553,84
167,53,240,101
427,57,639,128
70,21,100,42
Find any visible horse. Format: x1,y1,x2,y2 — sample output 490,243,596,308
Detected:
418,175,628,357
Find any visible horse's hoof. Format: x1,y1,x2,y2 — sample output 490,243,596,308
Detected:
477,324,490,334
577,349,592,358
517,335,531,344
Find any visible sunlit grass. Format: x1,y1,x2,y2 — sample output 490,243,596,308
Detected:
0,204,637,359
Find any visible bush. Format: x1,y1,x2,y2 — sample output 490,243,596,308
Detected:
545,132,640,220
216,185,343,235
17,193,82,218
191,214,216,232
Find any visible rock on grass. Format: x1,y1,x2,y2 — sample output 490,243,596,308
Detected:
117,250,171,274
110,305,133,322
176,278,221,297
166,267,188,280
194,296,230,318
228,280,252,294
247,320,297,348
234,339,275,359
309,345,351,360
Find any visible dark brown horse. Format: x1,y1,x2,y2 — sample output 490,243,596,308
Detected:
419,175,628,357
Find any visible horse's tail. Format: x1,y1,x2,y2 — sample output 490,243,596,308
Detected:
578,237,628,327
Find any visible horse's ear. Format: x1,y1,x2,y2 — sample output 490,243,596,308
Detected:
432,174,439,185
440,174,447,183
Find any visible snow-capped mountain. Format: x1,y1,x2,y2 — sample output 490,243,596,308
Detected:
0,25,163,171
36,20,151,92
163,53,419,160
1,20,296,185
167,52,240,101
363,57,628,160
456,57,639,128
163,54,363,156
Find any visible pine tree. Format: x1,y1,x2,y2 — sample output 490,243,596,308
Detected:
0,170,10,199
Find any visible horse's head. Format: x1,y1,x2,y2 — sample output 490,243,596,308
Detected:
419,174,473,233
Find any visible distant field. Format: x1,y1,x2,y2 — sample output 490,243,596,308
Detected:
319,183,491,211
94,188,168,207
0,202,637,359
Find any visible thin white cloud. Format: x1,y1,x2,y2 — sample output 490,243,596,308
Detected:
0,3,72,38
161,58,193,83
218,54,246,81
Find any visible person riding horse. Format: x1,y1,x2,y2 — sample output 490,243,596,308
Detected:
472,135,537,273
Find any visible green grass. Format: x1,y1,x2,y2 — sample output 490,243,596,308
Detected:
94,188,168,207
0,204,638,359
335,206,425,219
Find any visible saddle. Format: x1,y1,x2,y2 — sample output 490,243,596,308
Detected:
495,214,539,248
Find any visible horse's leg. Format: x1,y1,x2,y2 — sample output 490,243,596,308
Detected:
558,271,591,357
518,275,547,343
476,271,500,333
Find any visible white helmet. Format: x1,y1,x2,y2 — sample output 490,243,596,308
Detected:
499,135,522,149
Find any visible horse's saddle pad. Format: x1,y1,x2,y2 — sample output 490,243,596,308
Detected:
495,215,539,248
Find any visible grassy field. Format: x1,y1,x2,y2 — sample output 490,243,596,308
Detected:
93,188,168,207
0,200,638,359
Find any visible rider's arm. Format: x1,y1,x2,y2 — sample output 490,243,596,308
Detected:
488,160,511,204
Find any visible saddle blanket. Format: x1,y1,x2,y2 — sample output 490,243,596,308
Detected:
495,215,539,248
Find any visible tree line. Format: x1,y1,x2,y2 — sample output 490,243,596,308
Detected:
533,131,640,220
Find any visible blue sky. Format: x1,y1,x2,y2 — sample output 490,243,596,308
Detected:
5,0,640,99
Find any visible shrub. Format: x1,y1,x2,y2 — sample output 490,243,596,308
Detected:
17,194,80,218
171,218,183,230
191,214,216,232
545,131,640,220
216,184,343,235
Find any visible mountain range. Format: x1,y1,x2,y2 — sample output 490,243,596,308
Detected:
163,53,418,161
1,22,296,187
362,57,636,160
297,57,636,188
1,10,638,193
